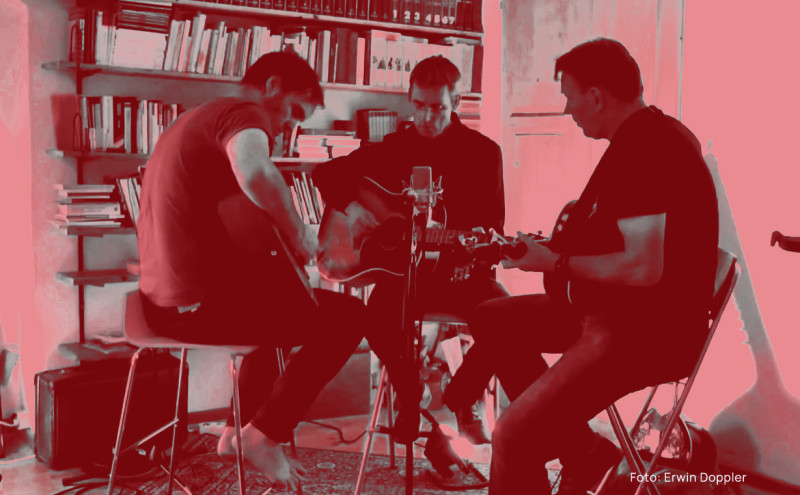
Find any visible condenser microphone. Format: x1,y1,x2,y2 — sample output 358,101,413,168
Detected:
411,166,434,208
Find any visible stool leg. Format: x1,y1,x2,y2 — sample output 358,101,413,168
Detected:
230,354,246,495
166,349,188,495
108,349,145,495
353,365,389,495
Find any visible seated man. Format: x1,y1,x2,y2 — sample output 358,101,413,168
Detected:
313,56,509,444
137,51,369,490
445,38,719,494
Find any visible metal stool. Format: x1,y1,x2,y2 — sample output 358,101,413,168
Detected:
353,312,499,495
108,290,261,495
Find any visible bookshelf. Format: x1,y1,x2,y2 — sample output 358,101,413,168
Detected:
47,0,485,346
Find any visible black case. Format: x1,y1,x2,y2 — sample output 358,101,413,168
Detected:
35,351,187,471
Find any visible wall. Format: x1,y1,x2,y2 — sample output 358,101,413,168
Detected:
681,0,800,483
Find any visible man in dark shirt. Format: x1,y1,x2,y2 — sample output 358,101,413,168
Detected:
138,51,369,490
444,39,719,494
313,56,508,444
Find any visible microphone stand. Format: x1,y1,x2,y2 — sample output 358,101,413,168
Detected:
400,189,430,495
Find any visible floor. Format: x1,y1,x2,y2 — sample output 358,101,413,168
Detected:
0,412,790,495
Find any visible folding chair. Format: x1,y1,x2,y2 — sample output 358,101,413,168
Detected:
594,247,739,495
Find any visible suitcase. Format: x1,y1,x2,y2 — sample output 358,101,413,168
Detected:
35,350,187,471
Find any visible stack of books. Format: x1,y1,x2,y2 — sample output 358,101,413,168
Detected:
53,184,124,230
295,131,361,159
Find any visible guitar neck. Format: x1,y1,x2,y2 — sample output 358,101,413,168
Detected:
422,228,492,246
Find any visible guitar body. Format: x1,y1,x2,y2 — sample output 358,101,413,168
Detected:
217,193,318,308
317,177,485,287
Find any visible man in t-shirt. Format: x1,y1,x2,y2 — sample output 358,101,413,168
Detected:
443,39,719,494
312,56,508,444
137,51,369,490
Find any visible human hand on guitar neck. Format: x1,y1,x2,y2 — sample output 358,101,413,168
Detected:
500,232,560,273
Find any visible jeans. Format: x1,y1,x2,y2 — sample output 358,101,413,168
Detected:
454,295,700,494
142,287,367,444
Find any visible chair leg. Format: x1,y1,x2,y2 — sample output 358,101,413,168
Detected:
385,382,396,468
107,349,146,495
602,405,660,495
230,354,246,495
166,349,188,495
353,365,390,495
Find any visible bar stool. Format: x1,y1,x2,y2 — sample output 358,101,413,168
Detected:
353,312,499,495
108,290,268,495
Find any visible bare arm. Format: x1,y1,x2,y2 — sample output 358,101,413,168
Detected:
226,128,317,261
503,213,666,287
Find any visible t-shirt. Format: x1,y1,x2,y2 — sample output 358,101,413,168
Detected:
551,106,719,337
313,114,505,236
138,97,275,308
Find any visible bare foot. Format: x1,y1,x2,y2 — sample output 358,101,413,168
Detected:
216,427,236,458
237,424,306,490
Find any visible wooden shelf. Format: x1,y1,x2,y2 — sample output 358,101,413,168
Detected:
173,0,484,40
48,149,326,169
47,148,150,160
57,269,139,287
42,62,481,98
55,224,136,237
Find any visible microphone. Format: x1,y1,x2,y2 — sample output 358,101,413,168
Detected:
411,166,434,208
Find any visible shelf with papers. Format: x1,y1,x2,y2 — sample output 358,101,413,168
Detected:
54,224,136,237
172,0,484,41
56,269,138,287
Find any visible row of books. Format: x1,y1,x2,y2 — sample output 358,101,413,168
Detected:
78,96,184,154
68,8,481,92
117,175,143,228
289,172,325,224
355,109,397,142
53,184,125,229
184,0,482,32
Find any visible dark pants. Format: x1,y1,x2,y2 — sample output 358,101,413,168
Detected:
364,268,509,405
450,295,698,495
142,288,367,444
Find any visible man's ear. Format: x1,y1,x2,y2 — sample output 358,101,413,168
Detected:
451,93,461,110
264,75,283,97
588,87,604,111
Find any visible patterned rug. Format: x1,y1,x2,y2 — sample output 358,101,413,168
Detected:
136,434,494,495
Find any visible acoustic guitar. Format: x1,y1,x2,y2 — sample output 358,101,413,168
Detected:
217,192,318,308
316,177,498,287
455,200,577,302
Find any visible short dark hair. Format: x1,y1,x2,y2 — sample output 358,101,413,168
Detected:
242,50,324,107
554,38,643,101
410,55,461,94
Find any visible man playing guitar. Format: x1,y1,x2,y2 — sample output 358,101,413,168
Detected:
137,51,371,490
444,39,720,494
313,56,509,444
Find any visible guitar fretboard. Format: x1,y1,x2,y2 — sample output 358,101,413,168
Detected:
422,228,491,246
